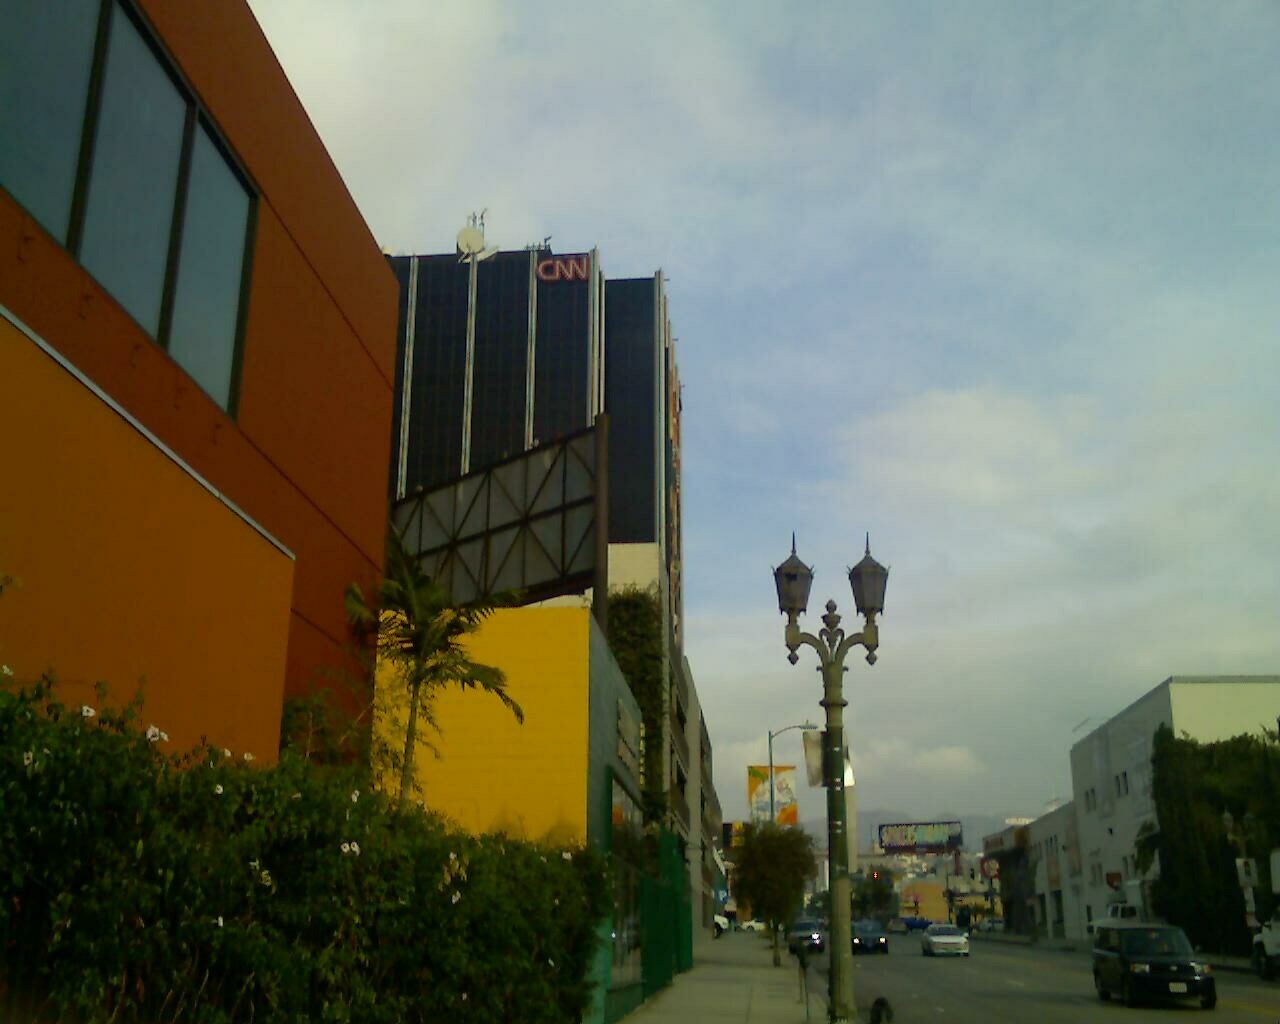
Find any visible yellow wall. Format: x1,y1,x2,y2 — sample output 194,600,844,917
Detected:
376,606,591,842
0,314,294,760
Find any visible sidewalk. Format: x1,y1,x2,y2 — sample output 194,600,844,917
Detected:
620,933,828,1024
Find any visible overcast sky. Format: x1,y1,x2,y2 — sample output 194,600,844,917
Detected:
247,0,1280,827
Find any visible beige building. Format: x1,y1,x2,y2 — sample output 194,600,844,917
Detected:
1069,676,1280,937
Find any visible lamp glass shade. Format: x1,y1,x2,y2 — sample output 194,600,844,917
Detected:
848,548,888,617
773,550,813,616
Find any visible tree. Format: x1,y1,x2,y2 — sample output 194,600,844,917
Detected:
345,528,523,801
853,868,897,921
1141,723,1280,953
731,822,817,965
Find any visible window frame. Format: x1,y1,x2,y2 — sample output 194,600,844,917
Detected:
11,0,257,417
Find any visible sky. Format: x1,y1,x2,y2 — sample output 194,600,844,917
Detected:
246,0,1280,827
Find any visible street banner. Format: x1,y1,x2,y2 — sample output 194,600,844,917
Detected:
747,764,797,824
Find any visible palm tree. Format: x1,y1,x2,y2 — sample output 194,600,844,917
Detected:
346,528,523,801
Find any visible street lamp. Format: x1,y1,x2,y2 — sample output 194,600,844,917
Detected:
768,722,818,822
773,533,887,1024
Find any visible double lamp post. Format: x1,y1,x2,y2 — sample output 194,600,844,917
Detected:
773,535,888,1024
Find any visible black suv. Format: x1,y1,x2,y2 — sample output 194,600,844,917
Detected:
1092,921,1216,1009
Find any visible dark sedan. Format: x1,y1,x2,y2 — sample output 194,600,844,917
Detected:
1092,922,1215,1009
852,919,889,954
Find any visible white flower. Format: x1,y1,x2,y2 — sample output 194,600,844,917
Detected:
341,842,351,854
561,851,572,861
291,792,301,800
351,789,359,803
350,842,361,856
222,748,232,758
2,664,13,676
81,705,96,718
260,870,272,886
449,851,457,863
215,916,224,928
554,898,559,907
242,752,254,762
23,751,34,767
146,725,162,742
548,958,555,967
461,993,468,1002
451,891,461,905
249,859,260,871
214,784,224,795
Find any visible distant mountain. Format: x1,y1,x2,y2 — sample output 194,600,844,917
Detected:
804,809,1022,852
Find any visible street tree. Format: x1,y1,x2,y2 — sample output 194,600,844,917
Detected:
346,527,523,801
732,822,817,965
853,868,897,921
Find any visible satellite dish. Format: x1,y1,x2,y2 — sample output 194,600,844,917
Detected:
457,225,485,256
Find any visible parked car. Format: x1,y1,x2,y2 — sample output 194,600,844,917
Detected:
787,919,826,954
1092,921,1215,1009
713,913,729,937
740,918,767,933
921,923,970,957
852,919,889,954
903,916,933,932
1252,911,1279,979
976,918,1005,933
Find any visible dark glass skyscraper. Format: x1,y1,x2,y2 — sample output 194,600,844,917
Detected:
388,248,604,497
387,246,682,639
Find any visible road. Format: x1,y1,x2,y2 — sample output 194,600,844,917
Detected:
801,937,1279,1023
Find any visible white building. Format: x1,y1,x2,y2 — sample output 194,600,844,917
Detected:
1068,675,1280,937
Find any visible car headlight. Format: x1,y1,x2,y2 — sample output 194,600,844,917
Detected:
853,938,861,944
1129,963,1150,974
1190,962,1211,975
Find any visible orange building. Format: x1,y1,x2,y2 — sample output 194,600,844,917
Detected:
0,0,397,757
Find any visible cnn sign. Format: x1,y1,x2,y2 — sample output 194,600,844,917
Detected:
537,255,589,282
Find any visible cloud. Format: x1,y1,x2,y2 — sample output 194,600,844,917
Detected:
247,0,1280,823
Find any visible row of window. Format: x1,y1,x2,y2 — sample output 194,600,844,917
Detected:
1,0,254,412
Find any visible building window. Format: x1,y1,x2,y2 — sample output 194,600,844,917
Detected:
79,6,187,336
167,121,251,406
0,0,101,240
0,0,255,412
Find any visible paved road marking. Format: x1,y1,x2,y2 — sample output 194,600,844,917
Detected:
1005,978,1027,987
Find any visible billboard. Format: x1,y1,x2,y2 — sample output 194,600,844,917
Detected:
878,820,963,854
747,765,798,825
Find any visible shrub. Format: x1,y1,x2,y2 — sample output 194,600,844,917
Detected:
0,677,607,1023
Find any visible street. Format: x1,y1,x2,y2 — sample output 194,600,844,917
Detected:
800,937,1279,1023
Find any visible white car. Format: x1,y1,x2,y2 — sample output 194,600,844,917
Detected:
740,918,767,932
921,924,970,957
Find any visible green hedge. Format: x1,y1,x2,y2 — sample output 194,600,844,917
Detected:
0,678,607,1023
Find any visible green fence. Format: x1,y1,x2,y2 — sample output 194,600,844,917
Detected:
640,829,693,996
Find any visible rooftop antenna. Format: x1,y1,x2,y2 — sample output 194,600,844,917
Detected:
456,210,497,262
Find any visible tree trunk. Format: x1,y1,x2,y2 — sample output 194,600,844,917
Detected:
399,680,421,802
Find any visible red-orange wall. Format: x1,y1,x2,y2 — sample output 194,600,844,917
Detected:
0,0,397,716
